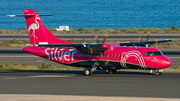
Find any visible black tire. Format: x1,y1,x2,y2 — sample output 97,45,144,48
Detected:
112,69,116,74
85,69,93,76
108,69,116,74
156,72,162,76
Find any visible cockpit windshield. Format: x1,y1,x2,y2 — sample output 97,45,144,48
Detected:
145,51,164,56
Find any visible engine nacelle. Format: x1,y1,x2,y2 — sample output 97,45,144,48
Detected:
76,45,100,55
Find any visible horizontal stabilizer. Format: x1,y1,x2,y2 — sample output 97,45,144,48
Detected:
7,14,53,17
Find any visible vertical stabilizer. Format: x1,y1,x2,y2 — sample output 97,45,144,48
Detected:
23,9,73,45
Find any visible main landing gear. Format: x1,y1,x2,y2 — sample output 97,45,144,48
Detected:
84,68,94,76
108,69,117,74
84,68,117,76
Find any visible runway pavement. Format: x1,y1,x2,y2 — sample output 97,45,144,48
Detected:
0,70,180,99
0,33,179,41
1,94,180,101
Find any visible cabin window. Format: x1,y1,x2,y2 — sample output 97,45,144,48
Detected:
112,54,114,57
115,54,117,57
145,51,164,56
105,54,107,57
108,54,110,57
77,53,79,56
91,55,93,56
87,54,89,56
80,53,82,56
84,54,86,56
119,54,121,57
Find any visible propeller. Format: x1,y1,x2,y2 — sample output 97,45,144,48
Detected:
94,35,99,43
103,33,109,44
136,31,152,47
144,31,159,47
138,34,142,42
156,39,158,44
146,31,159,47
146,31,151,45
94,33,110,66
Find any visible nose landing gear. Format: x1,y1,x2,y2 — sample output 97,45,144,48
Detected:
150,69,163,76
155,69,163,76
156,72,162,76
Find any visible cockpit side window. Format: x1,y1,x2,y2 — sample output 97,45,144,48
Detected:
145,51,163,56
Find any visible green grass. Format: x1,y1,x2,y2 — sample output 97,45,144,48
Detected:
0,39,30,47
1,26,180,34
0,63,84,71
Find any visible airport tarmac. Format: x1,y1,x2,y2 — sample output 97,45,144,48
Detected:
0,70,180,101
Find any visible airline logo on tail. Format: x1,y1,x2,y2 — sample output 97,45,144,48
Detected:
28,17,40,44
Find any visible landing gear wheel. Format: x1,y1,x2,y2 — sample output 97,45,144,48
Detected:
85,68,93,76
108,69,116,74
156,72,162,76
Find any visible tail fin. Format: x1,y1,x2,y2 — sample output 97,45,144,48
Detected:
23,9,73,45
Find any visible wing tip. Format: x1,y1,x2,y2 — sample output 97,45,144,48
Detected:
7,15,15,17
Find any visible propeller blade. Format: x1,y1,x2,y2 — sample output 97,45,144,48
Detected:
147,31,151,34
146,31,151,43
138,34,142,42
103,33,109,44
94,33,110,66
104,33,109,37
94,61,99,66
94,35,99,43
90,48,93,54
105,60,109,65
95,35,98,40
156,39,158,44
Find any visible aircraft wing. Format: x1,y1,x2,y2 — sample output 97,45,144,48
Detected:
38,43,102,55
38,43,100,48
38,39,172,48
119,39,172,46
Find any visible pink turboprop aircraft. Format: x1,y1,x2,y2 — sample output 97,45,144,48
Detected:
8,9,172,76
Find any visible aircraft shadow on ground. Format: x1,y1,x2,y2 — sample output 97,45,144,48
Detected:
0,70,154,76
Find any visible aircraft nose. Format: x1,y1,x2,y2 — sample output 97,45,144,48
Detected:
163,57,171,67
